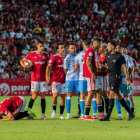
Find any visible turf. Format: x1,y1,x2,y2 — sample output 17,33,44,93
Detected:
0,96,140,140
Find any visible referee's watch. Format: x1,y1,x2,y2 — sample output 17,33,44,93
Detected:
126,78,130,81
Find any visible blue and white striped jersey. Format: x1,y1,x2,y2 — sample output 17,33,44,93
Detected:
121,54,134,84
63,53,79,81
75,50,86,81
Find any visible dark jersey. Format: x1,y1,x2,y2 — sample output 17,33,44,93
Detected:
105,52,126,75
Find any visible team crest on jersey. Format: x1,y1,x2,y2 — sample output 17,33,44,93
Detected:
42,56,45,59
43,84,47,87
113,59,116,63
101,59,104,62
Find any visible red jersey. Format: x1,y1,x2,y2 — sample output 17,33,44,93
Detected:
98,55,108,76
49,54,66,83
130,58,137,83
83,47,97,78
25,51,50,82
0,97,22,116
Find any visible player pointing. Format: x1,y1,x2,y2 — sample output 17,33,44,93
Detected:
20,38,50,120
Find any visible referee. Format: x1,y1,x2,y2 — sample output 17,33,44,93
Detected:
100,40,135,121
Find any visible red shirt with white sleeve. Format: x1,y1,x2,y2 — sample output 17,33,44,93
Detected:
25,51,50,82
49,53,66,83
83,47,97,78
0,97,22,116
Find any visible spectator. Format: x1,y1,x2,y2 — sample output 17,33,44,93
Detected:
0,59,8,68
116,29,123,39
0,65,4,74
128,42,134,51
9,29,16,38
93,1,98,16
120,24,127,33
1,71,9,79
81,13,88,25
22,46,29,56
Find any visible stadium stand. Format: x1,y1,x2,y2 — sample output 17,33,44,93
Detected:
0,0,140,79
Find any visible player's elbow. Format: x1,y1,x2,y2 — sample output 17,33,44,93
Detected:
74,64,78,71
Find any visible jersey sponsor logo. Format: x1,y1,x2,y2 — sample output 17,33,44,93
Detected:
89,52,93,56
113,59,116,63
0,83,10,96
34,56,37,58
108,56,110,58
35,61,45,64
42,56,45,59
58,65,63,67
43,84,47,87
58,60,61,62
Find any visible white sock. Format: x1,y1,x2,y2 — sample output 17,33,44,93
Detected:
67,113,70,115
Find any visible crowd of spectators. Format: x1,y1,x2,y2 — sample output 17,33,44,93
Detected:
0,0,140,79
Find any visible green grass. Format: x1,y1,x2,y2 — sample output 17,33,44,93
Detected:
0,96,140,140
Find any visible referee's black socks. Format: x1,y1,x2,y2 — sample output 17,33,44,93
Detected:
119,98,133,116
106,99,114,119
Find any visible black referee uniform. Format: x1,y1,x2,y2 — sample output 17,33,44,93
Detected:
105,51,125,93
100,51,135,121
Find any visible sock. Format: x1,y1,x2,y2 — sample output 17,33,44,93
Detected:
66,96,71,115
15,111,29,120
106,99,115,118
60,106,65,115
52,104,57,112
28,98,35,109
92,98,97,114
78,97,81,115
97,104,102,115
119,98,133,116
104,96,109,113
131,108,134,113
80,100,85,115
116,98,121,115
102,97,104,114
85,105,91,116
124,97,131,110
41,99,46,114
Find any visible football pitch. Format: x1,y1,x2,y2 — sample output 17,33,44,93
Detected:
0,96,140,140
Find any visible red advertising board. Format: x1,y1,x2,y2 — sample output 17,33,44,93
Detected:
0,78,140,96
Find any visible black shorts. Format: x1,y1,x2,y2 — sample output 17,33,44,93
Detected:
109,74,122,93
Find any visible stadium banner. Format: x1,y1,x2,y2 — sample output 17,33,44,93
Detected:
0,78,140,96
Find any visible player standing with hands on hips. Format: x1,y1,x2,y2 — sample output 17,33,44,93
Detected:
100,40,135,121
20,38,50,120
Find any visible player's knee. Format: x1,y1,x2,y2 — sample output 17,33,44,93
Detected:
32,95,37,100
53,93,58,99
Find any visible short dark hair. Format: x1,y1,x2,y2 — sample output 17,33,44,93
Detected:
83,39,91,47
108,40,117,48
56,42,64,50
117,44,122,48
93,38,101,44
122,44,128,49
37,38,44,45
68,43,75,48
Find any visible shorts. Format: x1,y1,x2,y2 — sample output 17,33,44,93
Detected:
120,84,130,94
52,82,65,94
109,74,122,93
97,76,108,91
86,78,101,91
31,81,47,92
16,96,26,112
65,81,79,94
78,80,87,93
129,83,134,95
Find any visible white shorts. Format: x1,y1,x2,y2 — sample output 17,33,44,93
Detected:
97,76,108,91
129,83,134,95
16,96,26,112
31,81,47,92
86,78,101,91
52,82,65,94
